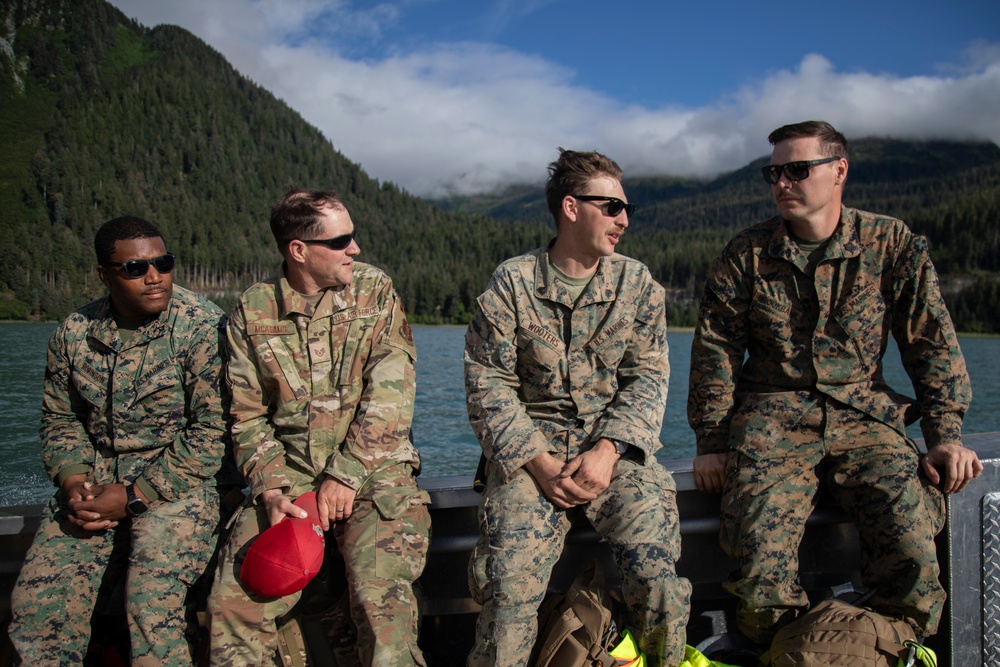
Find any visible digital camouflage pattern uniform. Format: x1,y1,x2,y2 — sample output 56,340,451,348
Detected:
9,285,233,666
688,207,970,643
465,247,692,667
208,263,430,667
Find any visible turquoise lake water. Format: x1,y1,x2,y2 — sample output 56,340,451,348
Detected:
2,323,998,506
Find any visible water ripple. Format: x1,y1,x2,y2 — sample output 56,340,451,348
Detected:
2,323,998,506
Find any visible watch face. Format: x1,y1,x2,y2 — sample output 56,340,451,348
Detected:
126,486,148,516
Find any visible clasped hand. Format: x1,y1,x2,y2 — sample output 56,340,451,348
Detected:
526,440,619,510
63,477,125,531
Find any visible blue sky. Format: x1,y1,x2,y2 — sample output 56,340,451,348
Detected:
108,0,1000,196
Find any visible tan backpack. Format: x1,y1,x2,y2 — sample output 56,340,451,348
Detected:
531,560,623,667
761,599,937,667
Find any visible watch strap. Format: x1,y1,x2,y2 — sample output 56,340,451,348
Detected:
126,483,148,517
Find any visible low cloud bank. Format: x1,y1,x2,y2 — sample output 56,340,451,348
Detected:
112,1,1000,197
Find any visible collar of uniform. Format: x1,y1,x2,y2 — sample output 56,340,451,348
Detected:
826,207,863,259
276,271,356,321
276,272,311,318
576,257,619,307
534,244,572,307
768,206,861,264
86,294,168,351
534,244,618,308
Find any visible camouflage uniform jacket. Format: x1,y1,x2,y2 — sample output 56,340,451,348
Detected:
465,246,670,479
227,263,420,501
688,207,971,457
41,285,230,504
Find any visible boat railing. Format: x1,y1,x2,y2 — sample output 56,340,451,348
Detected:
2,431,999,666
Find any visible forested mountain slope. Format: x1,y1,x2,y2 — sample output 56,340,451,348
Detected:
2,0,998,331
0,0,550,322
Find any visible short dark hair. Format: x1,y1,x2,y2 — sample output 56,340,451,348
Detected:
544,149,624,221
768,120,848,160
94,216,163,265
270,189,346,251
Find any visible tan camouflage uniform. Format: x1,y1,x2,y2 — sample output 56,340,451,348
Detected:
208,264,430,667
688,207,970,642
9,285,232,666
465,246,692,667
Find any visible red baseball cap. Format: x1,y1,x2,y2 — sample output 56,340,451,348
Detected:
241,492,326,597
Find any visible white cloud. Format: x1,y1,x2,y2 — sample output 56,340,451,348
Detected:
110,0,1000,197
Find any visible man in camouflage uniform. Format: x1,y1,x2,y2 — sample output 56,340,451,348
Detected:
9,216,234,665
208,189,430,666
465,149,692,666
688,120,983,646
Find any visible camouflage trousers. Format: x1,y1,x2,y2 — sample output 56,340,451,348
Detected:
719,403,946,644
9,484,223,666
468,457,691,667
208,466,431,667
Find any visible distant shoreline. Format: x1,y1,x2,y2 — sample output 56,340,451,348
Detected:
4,320,999,339
4,321,998,337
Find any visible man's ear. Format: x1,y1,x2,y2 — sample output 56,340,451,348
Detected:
561,194,578,223
835,158,849,186
96,265,111,290
285,239,308,264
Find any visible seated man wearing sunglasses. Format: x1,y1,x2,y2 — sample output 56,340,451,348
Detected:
689,120,982,648
208,188,430,666
9,216,236,665
465,149,691,666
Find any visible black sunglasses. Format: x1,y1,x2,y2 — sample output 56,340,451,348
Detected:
298,232,355,251
104,253,176,279
761,157,840,185
571,195,636,219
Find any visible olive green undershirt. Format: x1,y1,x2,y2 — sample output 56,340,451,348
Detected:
549,258,595,303
302,291,325,311
788,231,832,278
113,314,150,344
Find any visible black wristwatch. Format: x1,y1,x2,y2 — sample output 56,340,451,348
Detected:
126,483,149,517
610,439,629,456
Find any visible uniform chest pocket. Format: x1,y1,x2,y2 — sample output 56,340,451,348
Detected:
73,366,108,410
252,336,309,401
515,328,564,373
833,284,885,338
335,319,369,387
833,284,885,365
589,316,633,370
134,363,181,404
128,365,184,431
749,293,795,341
